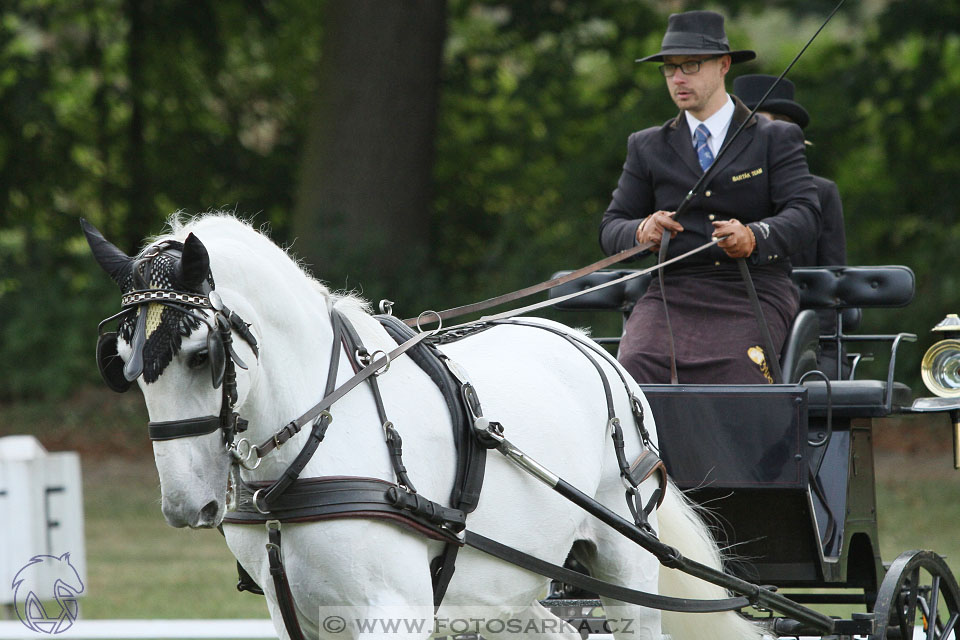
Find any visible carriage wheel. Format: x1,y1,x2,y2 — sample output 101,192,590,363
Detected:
870,550,960,640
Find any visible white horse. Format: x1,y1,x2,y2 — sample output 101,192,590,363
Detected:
85,213,760,640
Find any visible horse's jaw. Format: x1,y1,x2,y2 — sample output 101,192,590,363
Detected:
153,435,231,528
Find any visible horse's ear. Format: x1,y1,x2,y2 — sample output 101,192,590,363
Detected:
81,218,133,286
179,233,209,291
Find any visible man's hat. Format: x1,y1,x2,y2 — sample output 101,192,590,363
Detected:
733,74,810,129
636,11,756,64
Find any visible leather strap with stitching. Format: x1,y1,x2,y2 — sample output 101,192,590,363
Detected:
464,531,750,613
402,241,656,328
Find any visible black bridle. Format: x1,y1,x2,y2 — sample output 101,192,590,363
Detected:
95,244,259,449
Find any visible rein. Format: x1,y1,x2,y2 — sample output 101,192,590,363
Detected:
402,240,655,328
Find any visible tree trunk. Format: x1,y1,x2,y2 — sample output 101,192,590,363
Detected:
124,0,151,253
292,0,446,299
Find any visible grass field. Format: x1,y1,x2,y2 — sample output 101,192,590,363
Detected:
4,388,960,622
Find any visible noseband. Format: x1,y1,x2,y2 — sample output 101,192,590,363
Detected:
96,242,259,447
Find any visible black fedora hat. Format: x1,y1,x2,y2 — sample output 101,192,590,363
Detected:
637,11,756,64
733,74,810,129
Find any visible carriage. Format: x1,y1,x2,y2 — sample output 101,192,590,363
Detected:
542,264,960,638
84,215,960,640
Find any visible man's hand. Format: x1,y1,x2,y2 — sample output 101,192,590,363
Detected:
712,219,756,258
637,210,684,248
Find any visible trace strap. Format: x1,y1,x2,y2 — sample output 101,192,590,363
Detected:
463,531,750,613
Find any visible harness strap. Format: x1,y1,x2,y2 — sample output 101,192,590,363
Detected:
628,450,667,506
266,522,306,640
486,319,666,515
336,313,417,491
229,476,752,615
378,313,491,609
255,319,345,509
401,240,657,328
463,531,750,613
547,327,666,527
148,416,221,440
248,321,435,463
226,477,463,541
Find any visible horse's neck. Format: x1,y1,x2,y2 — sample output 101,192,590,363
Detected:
242,290,339,463
240,294,393,477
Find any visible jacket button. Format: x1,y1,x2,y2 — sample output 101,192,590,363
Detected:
708,214,715,221
705,190,712,197
714,261,721,266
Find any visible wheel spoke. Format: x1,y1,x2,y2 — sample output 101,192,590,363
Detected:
927,576,941,640
903,568,921,640
940,612,958,640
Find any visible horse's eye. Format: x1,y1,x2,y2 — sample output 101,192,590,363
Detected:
188,349,209,369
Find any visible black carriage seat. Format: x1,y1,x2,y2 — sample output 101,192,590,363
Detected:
547,265,917,417
793,266,916,417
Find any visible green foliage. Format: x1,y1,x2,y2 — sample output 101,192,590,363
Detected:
433,0,667,306
3,0,960,399
0,0,323,398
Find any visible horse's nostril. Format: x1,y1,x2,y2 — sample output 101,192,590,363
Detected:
200,500,219,522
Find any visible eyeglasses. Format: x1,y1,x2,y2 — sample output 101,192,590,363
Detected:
658,56,722,77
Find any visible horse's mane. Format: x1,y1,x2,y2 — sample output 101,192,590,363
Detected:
152,211,371,318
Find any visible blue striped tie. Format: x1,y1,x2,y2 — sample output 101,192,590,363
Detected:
694,123,714,172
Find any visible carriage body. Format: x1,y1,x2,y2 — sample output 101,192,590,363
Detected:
547,265,960,636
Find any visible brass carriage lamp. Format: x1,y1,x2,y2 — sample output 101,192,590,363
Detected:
921,314,960,397
921,313,960,470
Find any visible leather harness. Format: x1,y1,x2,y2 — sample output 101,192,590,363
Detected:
96,243,775,640
214,311,685,639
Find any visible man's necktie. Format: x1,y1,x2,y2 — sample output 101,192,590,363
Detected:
694,123,714,172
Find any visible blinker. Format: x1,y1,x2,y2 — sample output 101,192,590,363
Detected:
96,331,133,393
208,320,228,389
124,308,148,382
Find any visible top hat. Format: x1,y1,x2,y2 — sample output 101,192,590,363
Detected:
637,11,756,64
733,74,810,129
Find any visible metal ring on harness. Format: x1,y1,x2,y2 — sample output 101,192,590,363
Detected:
416,310,442,333
368,350,390,376
253,488,271,515
230,437,262,471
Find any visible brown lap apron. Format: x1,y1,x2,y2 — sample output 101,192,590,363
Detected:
617,264,799,385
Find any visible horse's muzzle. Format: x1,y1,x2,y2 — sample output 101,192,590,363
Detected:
162,496,224,529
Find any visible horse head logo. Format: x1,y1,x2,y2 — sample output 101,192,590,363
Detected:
11,553,85,634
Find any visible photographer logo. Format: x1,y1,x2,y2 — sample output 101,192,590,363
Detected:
11,553,84,635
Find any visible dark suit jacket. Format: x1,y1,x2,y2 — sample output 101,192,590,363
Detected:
790,175,846,267
791,174,847,356
599,97,821,274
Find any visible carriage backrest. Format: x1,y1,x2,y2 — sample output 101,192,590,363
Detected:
547,266,914,317
547,265,919,413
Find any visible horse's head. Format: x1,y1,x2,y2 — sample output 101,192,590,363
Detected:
83,219,260,528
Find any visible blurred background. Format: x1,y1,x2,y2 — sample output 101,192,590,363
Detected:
1,0,959,622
